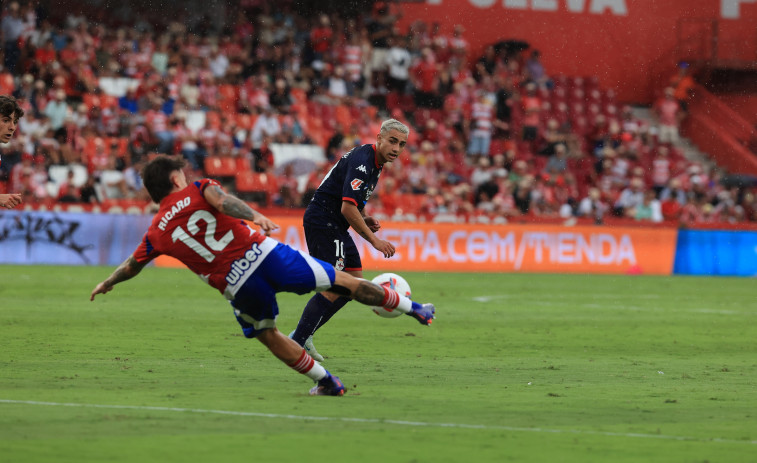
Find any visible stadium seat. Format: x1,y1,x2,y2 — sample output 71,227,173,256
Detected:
218,84,239,112
236,156,252,171
204,156,238,180
205,111,222,130
48,164,89,187
0,73,14,94
290,87,307,104
235,171,279,205
335,105,352,128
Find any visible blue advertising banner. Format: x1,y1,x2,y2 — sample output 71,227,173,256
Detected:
673,229,757,277
0,211,153,266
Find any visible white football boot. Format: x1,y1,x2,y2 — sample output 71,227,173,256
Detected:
289,330,325,362
304,336,325,362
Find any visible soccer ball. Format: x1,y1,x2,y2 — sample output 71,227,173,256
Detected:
370,273,411,318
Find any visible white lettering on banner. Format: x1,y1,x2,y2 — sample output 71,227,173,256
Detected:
356,228,638,268
420,231,446,262
722,0,757,19
504,0,528,8
282,225,305,251
533,0,557,11
438,0,627,15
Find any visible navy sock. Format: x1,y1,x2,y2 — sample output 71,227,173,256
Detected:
292,293,333,345
315,296,350,331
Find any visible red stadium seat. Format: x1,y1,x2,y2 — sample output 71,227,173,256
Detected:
335,105,352,129
235,171,279,205
290,87,307,104
0,73,15,94
218,84,239,112
205,111,222,130
204,156,237,179
236,113,257,131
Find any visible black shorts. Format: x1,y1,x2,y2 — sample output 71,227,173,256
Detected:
304,223,362,272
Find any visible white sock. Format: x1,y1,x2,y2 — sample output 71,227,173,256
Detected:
288,349,327,381
381,287,413,314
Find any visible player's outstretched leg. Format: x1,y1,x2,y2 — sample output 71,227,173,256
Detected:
257,327,345,396
330,271,436,326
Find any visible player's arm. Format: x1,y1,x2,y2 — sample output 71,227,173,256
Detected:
341,200,395,258
0,193,22,209
90,254,147,301
203,183,278,235
360,207,381,233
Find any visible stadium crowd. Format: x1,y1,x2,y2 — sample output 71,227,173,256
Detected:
1,0,756,226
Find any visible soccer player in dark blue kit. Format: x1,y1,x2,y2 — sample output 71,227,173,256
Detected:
290,119,435,360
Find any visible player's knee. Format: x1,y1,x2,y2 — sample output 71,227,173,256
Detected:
255,327,276,345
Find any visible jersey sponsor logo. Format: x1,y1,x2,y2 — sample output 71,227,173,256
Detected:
225,243,263,285
158,197,191,231
356,164,368,173
350,178,364,190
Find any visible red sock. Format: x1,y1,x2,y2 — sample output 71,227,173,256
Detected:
288,349,315,373
381,286,400,308
287,349,327,381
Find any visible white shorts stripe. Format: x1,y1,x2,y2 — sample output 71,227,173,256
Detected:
299,250,333,291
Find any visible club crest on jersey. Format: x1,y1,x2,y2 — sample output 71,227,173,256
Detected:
350,178,363,190
158,197,191,230
335,257,345,271
356,164,367,173
225,243,263,285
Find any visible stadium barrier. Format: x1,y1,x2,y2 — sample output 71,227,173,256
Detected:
674,229,757,276
154,217,678,275
0,210,152,266
2,211,753,277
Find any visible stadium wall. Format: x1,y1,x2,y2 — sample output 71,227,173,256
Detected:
397,0,757,104
3,211,753,277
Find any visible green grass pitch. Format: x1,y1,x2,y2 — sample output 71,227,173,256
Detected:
1,264,755,462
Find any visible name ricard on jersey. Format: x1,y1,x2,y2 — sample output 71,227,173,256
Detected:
158,197,191,230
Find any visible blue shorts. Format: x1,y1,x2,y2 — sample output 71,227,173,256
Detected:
231,242,335,338
304,223,362,272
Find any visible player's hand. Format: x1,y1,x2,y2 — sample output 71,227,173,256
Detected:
90,282,113,301
254,215,279,235
372,238,395,258
0,193,22,209
364,216,381,233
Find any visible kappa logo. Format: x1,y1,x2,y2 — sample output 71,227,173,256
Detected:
350,178,364,190
356,164,367,174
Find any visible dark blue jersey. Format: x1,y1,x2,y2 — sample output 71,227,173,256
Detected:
304,143,382,231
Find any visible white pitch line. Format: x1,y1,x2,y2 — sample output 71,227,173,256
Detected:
1,399,755,445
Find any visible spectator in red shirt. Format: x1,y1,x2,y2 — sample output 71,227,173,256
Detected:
34,38,57,66
411,47,440,109
310,15,333,61
654,87,681,146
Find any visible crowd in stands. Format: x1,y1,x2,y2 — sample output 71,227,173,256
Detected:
1,0,756,226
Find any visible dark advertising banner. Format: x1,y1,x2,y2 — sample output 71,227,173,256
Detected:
0,211,151,266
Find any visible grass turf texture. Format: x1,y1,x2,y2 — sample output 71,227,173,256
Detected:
0,264,755,462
